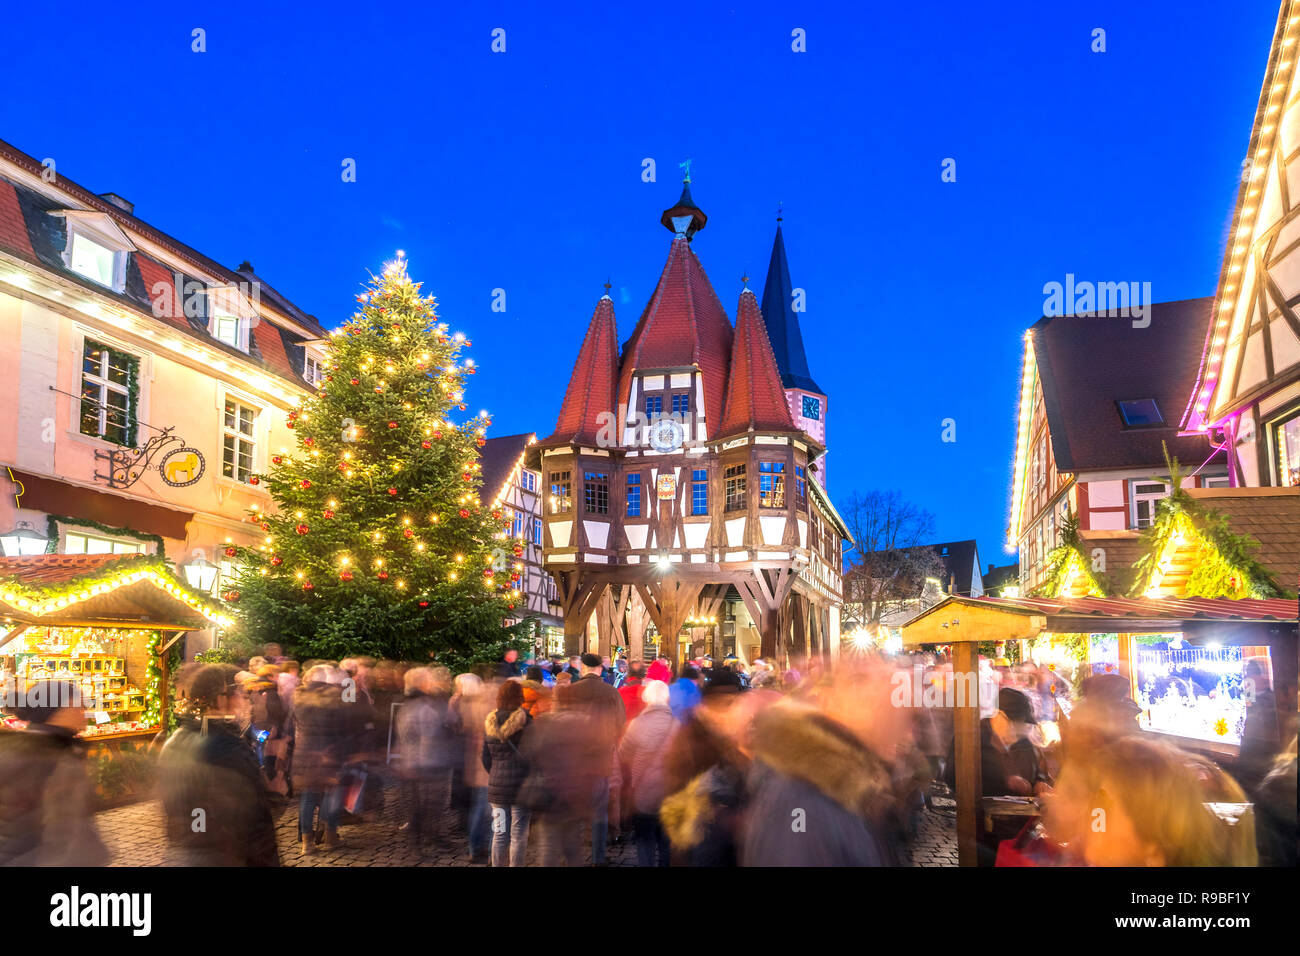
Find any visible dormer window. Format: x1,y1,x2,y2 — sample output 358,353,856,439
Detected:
303,352,325,386
58,212,134,293
206,283,256,353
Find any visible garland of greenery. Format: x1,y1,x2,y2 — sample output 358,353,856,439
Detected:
142,629,163,727
1033,509,1111,597
0,552,218,614
42,515,165,556
82,340,140,449
1129,445,1288,599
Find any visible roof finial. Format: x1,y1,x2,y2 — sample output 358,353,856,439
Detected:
741,271,750,291
777,201,783,223
679,158,693,183
603,277,612,296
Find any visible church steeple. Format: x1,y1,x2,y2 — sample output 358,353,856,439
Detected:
760,219,822,394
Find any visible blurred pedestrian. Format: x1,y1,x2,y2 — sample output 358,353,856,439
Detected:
157,665,279,866
293,665,348,854
567,653,626,865
450,672,494,863
0,680,108,866
396,667,455,852
483,680,532,867
618,679,677,866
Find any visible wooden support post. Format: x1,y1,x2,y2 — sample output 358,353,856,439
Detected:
952,641,982,868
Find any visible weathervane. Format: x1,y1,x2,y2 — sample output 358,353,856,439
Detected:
680,158,693,183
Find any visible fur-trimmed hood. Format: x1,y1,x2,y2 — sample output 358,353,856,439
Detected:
749,701,893,818
485,707,528,741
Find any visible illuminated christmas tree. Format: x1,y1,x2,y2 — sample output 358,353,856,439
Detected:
227,255,529,664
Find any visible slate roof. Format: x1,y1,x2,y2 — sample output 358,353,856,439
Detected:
760,223,823,394
983,561,1020,593
479,433,535,501
717,288,795,439
0,139,323,389
1031,298,1219,472
929,539,982,596
541,295,620,448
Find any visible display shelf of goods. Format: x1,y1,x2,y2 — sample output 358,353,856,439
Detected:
10,627,158,736
1134,642,1262,746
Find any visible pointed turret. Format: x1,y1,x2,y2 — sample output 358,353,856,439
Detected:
618,190,732,439
760,220,823,394
539,292,619,448
717,286,796,439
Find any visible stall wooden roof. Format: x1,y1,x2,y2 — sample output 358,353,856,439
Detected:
901,594,1297,645
0,554,231,630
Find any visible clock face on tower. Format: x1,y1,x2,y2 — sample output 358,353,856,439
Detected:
649,417,685,453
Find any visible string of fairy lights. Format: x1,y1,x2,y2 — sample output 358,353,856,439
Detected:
227,254,527,608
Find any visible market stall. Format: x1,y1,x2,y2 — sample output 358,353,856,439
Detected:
901,593,1298,866
0,553,232,762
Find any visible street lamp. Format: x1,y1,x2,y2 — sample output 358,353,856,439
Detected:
0,520,49,557
182,552,220,593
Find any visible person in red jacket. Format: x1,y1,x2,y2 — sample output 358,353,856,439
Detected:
619,660,648,721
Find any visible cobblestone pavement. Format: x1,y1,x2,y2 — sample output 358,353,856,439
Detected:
99,776,958,867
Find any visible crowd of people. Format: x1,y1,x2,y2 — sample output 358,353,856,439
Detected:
0,642,1295,867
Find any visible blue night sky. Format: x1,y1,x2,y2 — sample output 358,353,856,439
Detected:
0,0,1280,567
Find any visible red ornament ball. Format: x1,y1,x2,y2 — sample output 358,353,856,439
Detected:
476,437,486,447
224,546,237,558
295,524,310,535
323,509,335,519
271,556,283,566
421,440,431,450
223,590,240,602
433,431,442,440
387,487,398,496
458,509,470,519
374,386,384,394
301,479,312,489
339,570,353,582
286,421,295,429
377,571,389,580
272,455,283,465
302,581,314,591
303,438,315,447
462,472,472,482
350,378,359,386
513,547,523,557
418,600,429,608
388,421,397,429
248,476,259,485
403,528,414,538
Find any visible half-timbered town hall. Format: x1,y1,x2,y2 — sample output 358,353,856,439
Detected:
531,181,849,667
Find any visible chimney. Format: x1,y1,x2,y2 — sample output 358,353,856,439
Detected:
237,260,255,273
98,192,134,215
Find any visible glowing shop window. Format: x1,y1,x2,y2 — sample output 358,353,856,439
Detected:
1134,639,1258,745
1276,412,1300,487
65,533,142,556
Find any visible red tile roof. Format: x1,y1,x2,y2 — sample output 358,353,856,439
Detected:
0,553,150,588
134,253,191,333
979,593,1297,623
251,320,297,381
541,295,620,448
616,239,733,435
0,178,35,261
717,288,795,439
